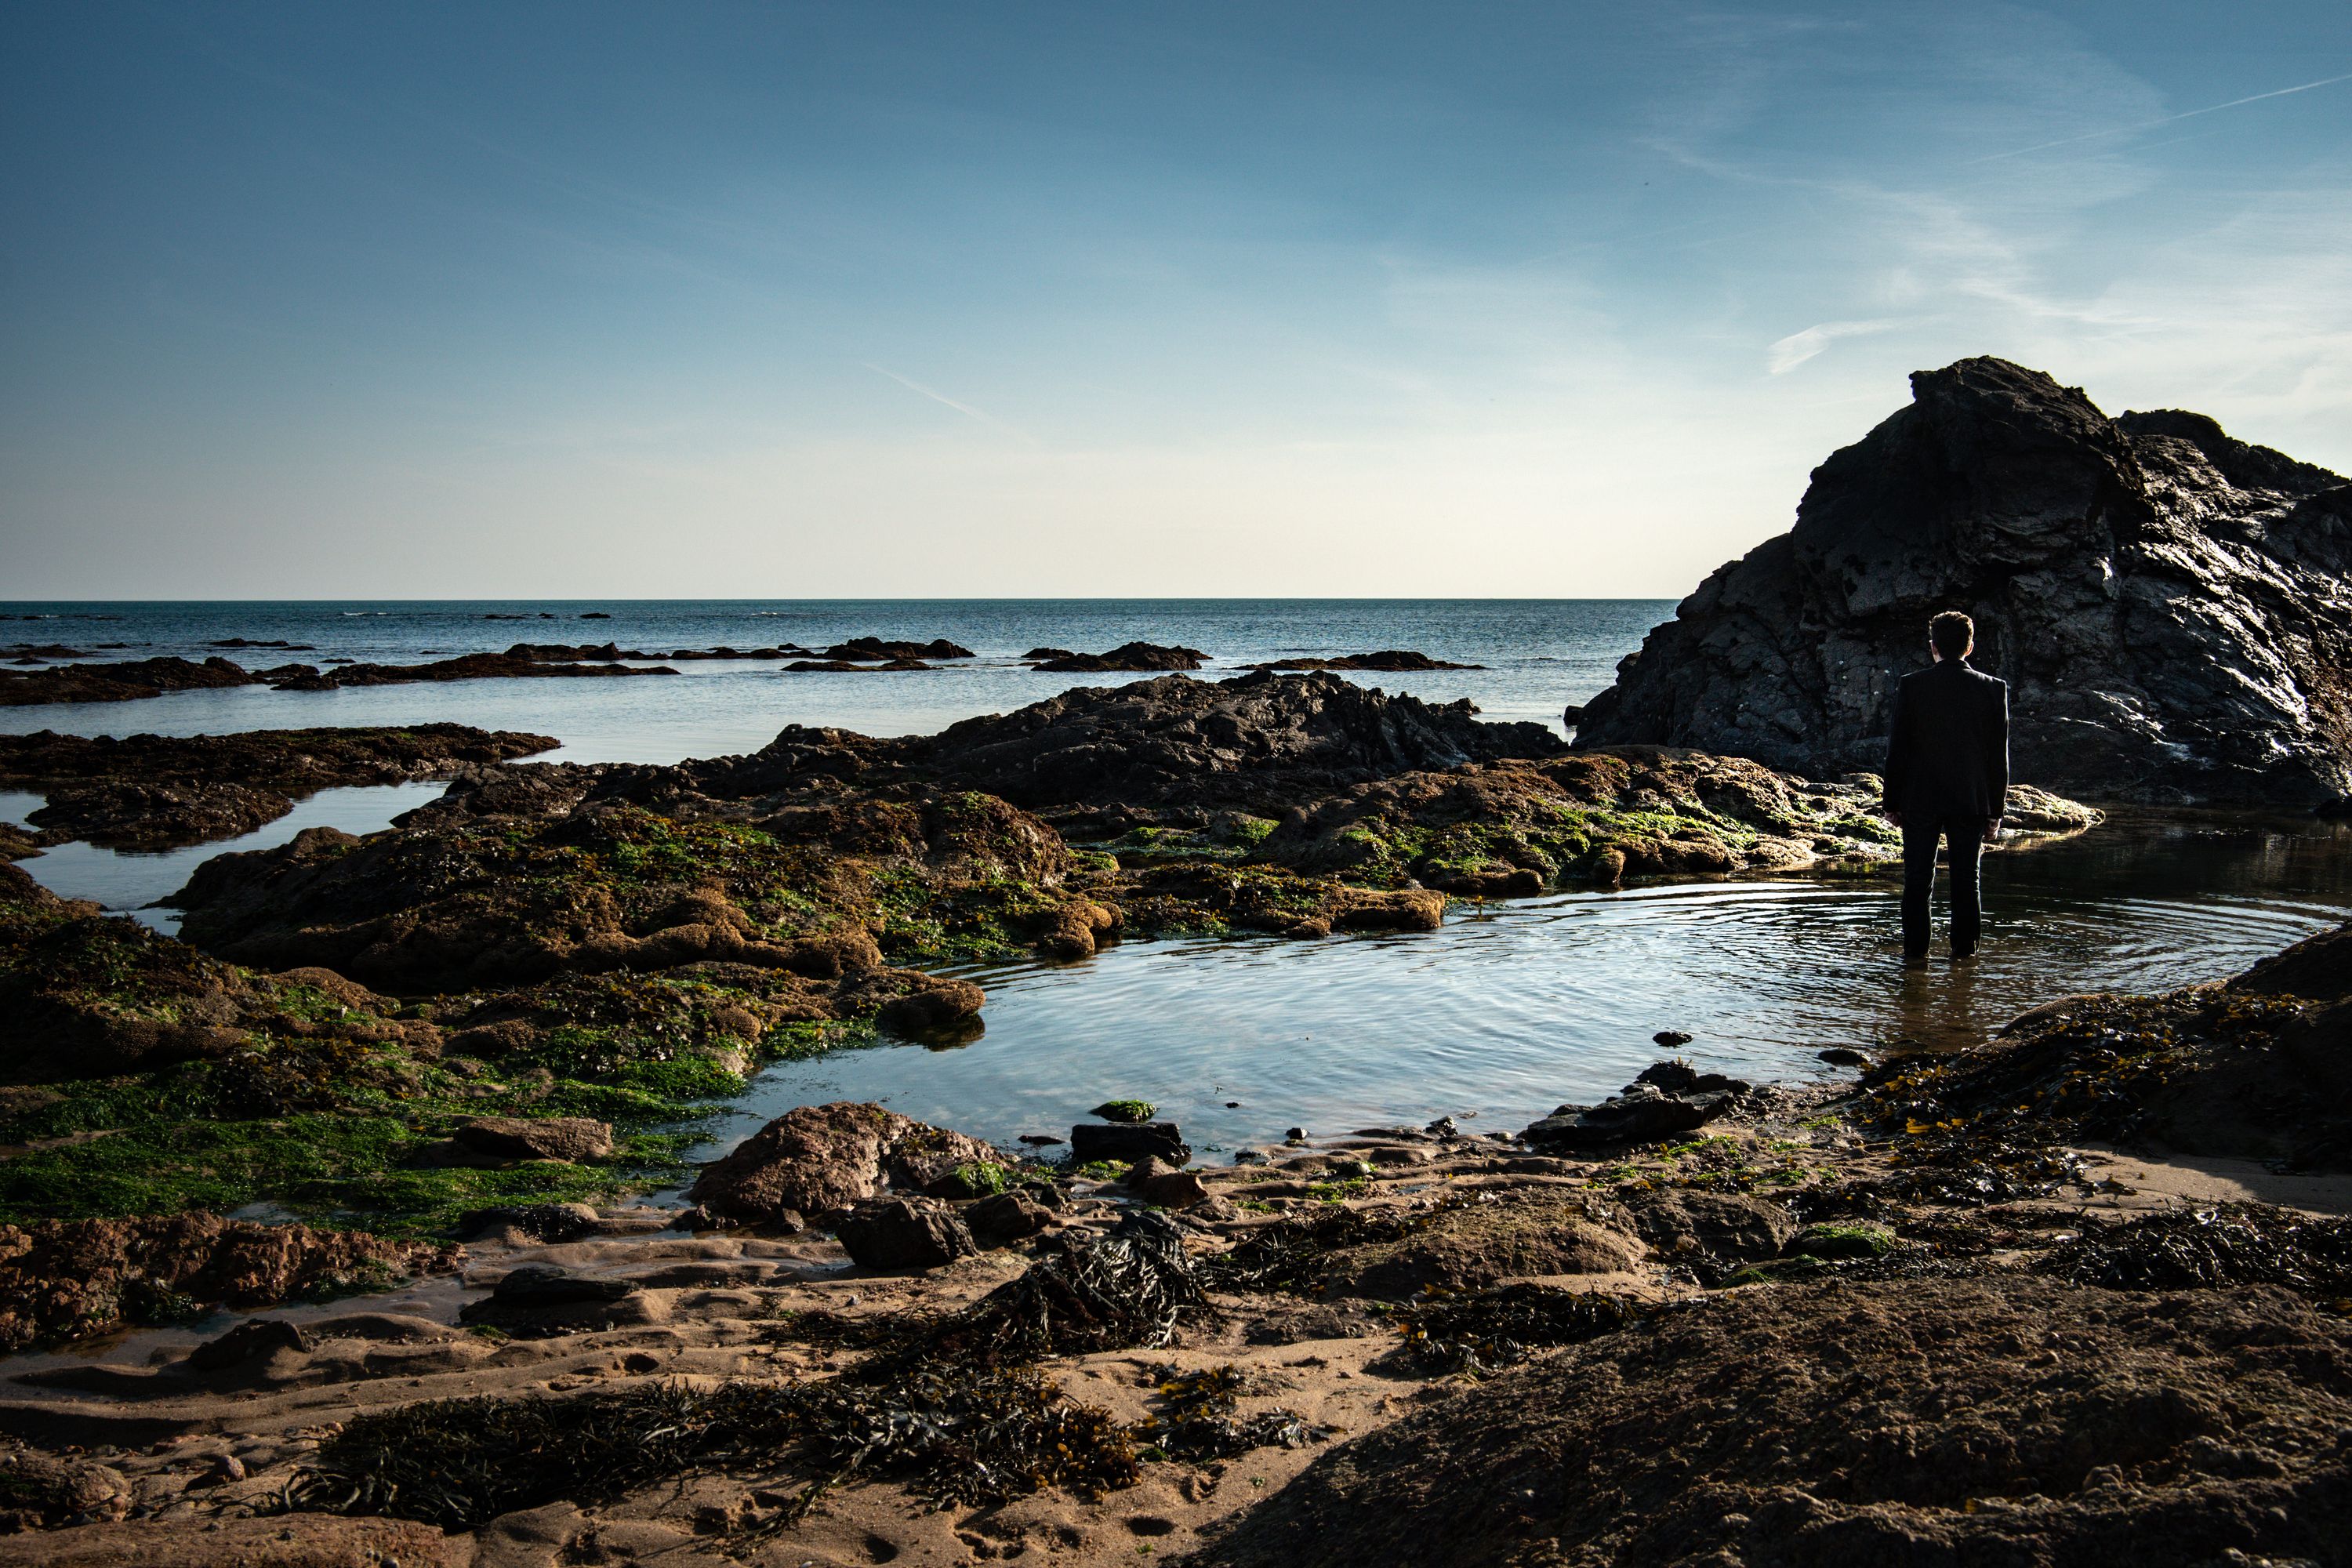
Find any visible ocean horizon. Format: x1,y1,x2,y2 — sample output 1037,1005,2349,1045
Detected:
1,597,1675,761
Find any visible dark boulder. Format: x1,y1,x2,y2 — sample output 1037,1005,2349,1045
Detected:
1240,650,1484,672
837,1196,978,1271
183,1316,313,1374
2229,920,2352,1003
459,1263,651,1335
1618,1190,1796,1265
1070,1121,1191,1165
1031,641,1207,672
0,655,257,707
964,1190,1057,1247
1572,357,2352,809
1523,1062,1750,1152
821,637,975,661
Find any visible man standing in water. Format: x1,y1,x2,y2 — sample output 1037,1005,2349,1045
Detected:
1881,611,2009,961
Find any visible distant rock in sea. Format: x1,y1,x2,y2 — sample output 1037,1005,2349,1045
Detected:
1240,650,1485,672
1572,356,2352,809
1030,641,1207,672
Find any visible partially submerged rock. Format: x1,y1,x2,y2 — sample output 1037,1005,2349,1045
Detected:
1240,650,1484,672
1030,641,1207,672
2229,920,2352,1002
1875,923,2352,1170
916,671,1558,811
0,655,256,708
820,637,974,661
1071,1120,1191,1166
1522,1062,1752,1152
271,649,678,691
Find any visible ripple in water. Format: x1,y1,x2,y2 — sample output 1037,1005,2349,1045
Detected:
724,811,2352,1158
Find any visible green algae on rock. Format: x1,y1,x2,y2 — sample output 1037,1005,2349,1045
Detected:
0,865,884,1236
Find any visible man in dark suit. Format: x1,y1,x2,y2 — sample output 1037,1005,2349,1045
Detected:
1882,611,2009,960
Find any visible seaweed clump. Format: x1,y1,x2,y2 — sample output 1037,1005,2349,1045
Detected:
289,1214,1319,1532
903,1209,1209,1367
2036,1203,2352,1298
1131,1363,1327,1459
1204,1205,1430,1295
768,1210,1210,1370
287,1364,1139,1530
1389,1283,1643,1376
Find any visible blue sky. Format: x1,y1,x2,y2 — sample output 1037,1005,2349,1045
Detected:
3,2,2347,597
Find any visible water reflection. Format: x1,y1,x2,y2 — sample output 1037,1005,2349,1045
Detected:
3,782,445,931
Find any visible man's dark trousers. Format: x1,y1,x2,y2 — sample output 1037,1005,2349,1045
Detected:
1901,817,1987,959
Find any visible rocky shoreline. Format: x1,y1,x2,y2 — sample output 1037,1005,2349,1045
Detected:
0,673,2099,1245
0,913,2340,1566
5,659,2342,1566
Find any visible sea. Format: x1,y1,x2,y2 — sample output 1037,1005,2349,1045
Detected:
6,598,2350,1158
0,598,1657,760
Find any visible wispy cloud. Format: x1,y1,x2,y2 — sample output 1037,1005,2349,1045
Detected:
1766,318,1904,374
1965,71,2352,164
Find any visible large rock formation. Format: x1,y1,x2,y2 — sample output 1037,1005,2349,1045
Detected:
1573,358,2352,808
912,670,1563,810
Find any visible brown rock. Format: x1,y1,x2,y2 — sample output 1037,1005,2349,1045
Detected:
686,1102,996,1225
1134,1169,1211,1209
1618,1190,1797,1265
0,1214,457,1352
451,1116,615,1163
1329,887,1447,931
875,978,987,1033
966,1191,1056,1247
0,1447,129,1531
837,1195,978,1271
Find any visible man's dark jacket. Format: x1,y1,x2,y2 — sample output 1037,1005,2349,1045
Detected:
1882,659,2009,820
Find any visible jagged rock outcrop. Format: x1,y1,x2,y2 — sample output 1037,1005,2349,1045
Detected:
912,670,1563,810
1573,358,2352,808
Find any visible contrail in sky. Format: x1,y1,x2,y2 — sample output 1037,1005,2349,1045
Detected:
862,363,1033,442
1967,70,2352,163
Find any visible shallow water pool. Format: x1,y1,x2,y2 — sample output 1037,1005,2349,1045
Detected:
714,811,2352,1157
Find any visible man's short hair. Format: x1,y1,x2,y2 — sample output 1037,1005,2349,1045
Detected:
1929,611,1974,658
